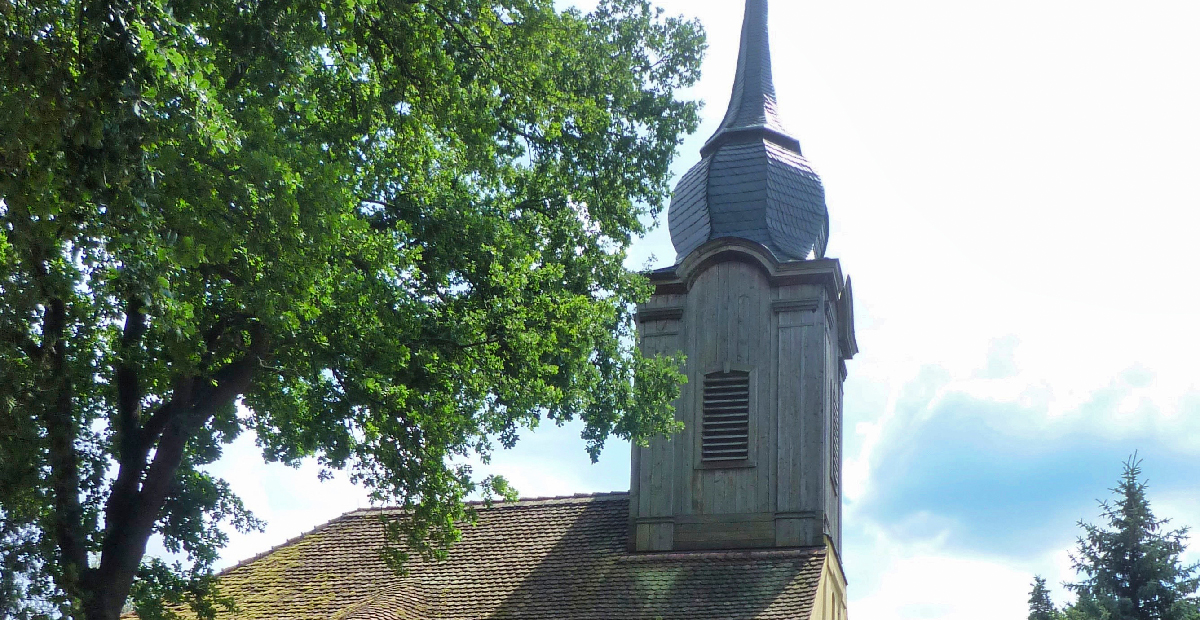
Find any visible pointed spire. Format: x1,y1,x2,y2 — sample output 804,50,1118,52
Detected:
669,0,829,263
700,0,801,157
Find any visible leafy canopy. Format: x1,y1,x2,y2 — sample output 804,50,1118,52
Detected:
0,0,703,617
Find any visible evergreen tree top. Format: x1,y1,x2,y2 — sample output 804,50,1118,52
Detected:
1066,455,1200,620
1030,575,1062,620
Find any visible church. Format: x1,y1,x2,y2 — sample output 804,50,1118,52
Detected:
206,1,857,617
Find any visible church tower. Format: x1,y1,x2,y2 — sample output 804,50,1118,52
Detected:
631,0,857,554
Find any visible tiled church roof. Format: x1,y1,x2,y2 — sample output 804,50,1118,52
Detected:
210,493,825,620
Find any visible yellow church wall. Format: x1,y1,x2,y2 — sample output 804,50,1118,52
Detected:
809,537,849,620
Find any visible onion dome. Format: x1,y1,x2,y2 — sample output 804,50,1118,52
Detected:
668,0,829,262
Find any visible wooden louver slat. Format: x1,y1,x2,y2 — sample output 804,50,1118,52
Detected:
702,371,750,461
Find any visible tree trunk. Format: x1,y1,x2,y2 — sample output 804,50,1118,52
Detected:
83,588,126,620
75,351,260,620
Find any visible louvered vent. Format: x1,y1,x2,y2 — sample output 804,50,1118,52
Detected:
701,371,751,462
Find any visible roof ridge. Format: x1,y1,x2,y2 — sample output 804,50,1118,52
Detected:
216,492,631,576
342,490,631,518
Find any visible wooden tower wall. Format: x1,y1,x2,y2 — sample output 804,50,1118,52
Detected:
630,239,855,553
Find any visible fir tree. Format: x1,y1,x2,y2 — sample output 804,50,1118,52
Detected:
1065,456,1200,620
1031,575,1063,620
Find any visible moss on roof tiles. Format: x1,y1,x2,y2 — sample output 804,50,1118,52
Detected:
186,493,822,620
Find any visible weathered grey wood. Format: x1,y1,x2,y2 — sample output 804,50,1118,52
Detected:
764,293,780,525
636,523,650,550
675,517,775,550
637,443,652,517
775,516,802,547
674,511,775,524
638,322,680,524
776,324,804,513
648,522,674,551
800,300,826,518
631,238,854,553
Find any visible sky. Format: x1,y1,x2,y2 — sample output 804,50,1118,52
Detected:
195,2,1200,619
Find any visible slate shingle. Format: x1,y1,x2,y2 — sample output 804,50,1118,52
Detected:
668,0,830,263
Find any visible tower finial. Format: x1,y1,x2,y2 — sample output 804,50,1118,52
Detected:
668,0,828,262
700,0,798,156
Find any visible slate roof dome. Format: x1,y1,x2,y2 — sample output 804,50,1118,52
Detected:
668,0,829,262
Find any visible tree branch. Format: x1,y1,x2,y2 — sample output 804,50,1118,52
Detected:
498,120,542,144
115,298,147,462
0,325,43,360
40,297,90,593
92,324,269,619
425,4,494,55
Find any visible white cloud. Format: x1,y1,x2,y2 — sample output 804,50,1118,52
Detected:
849,521,1033,620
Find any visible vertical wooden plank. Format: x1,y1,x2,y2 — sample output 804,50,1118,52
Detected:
629,436,640,516
824,303,837,536
736,273,751,364
713,468,723,515
776,324,803,512
637,444,650,516
652,364,669,518
754,270,772,514
654,522,674,551
636,322,654,518
710,261,720,513
801,288,828,514
636,302,684,519
715,261,724,366
685,273,701,521
640,334,658,518
763,284,779,516
711,263,724,370
718,469,729,516
687,266,704,524
715,467,724,515
734,268,752,514
634,315,649,522
699,264,722,514
700,467,710,515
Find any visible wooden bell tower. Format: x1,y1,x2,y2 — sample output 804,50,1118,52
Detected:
629,0,857,554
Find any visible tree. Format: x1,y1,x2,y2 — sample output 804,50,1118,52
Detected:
1064,456,1200,620
0,0,703,618
1031,575,1063,620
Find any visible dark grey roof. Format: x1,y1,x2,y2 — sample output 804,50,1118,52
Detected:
669,0,829,262
200,493,826,620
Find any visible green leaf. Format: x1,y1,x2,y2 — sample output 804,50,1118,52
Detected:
0,0,703,616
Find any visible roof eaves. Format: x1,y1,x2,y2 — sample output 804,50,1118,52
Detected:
216,509,364,577
618,546,826,564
